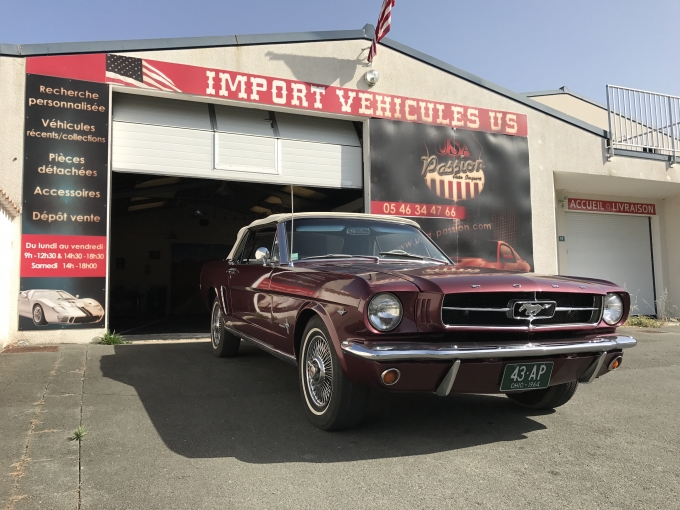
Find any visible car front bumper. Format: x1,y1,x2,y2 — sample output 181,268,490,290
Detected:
339,335,636,395
341,335,636,361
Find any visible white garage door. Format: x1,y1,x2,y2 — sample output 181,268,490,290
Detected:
111,93,363,189
564,212,656,315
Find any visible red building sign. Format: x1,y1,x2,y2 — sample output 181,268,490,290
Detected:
27,54,528,137
568,199,656,215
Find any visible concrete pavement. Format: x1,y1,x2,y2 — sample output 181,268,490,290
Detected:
0,327,678,509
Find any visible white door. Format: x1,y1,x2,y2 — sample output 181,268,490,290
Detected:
111,93,363,189
564,212,656,315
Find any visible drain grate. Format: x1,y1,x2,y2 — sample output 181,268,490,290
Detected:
637,329,666,334
2,346,59,353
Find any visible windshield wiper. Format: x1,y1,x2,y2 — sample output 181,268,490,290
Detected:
379,250,447,264
300,254,379,262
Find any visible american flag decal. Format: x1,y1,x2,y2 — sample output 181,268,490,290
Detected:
106,54,181,92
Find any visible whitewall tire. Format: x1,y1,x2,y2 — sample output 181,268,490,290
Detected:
210,298,240,358
299,316,370,430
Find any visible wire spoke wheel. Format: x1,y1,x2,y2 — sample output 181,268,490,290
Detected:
209,297,239,358
304,334,334,409
211,301,222,349
299,317,370,430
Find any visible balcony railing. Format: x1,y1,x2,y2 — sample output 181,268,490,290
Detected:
606,84,679,164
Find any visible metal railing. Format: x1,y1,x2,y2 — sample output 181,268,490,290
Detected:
606,85,680,164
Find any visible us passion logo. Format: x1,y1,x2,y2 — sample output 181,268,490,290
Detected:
420,138,485,202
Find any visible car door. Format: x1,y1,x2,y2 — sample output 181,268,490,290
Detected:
267,222,321,357
227,225,277,342
268,266,300,357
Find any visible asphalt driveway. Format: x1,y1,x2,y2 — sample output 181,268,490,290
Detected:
1,327,678,509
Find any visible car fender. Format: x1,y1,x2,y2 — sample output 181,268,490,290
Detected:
295,302,354,375
39,302,60,324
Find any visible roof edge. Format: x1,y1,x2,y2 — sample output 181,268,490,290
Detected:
0,26,374,57
523,87,607,110
1,24,607,138
380,37,608,138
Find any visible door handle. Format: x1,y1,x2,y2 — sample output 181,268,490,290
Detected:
228,268,239,275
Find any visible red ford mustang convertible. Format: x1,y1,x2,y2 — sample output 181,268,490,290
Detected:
200,213,636,430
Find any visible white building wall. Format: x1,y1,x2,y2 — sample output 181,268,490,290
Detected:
662,194,680,317
0,56,25,347
0,208,17,348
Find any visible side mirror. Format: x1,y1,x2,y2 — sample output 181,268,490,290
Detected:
254,247,270,265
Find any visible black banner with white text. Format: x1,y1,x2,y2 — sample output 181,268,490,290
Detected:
370,119,533,271
20,74,109,330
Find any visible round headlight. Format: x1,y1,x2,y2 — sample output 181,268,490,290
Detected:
602,293,623,325
367,293,403,332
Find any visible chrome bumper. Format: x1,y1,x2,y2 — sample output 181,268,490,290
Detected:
341,335,636,362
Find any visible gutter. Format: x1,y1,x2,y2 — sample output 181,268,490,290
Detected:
0,26,373,57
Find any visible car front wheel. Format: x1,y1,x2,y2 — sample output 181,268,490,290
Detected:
299,316,370,431
506,381,579,410
32,304,47,326
210,298,240,358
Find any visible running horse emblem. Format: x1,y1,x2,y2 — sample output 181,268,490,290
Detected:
519,303,552,317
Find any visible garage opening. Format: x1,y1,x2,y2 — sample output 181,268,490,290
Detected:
564,212,656,315
108,92,364,336
108,174,363,335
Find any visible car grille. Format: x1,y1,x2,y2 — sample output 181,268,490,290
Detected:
441,292,602,328
71,315,100,324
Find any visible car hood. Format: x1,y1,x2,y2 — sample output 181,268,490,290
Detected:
54,298,102,309
299,261,623,295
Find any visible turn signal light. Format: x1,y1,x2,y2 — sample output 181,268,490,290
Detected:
608,357,622,371
381,368,401,386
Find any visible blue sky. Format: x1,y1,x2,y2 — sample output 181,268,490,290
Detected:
2,0,678,103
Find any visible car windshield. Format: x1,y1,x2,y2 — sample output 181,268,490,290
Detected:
284,218,450,263
55,291,76,300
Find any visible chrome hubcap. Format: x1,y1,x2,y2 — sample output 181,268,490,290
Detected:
307,356,325,382
33,307,42,322
211,303,221,349
305,334,333,408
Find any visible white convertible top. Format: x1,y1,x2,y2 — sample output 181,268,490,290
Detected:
227,212,421,260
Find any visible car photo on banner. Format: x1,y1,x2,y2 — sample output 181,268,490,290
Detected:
456,240,531,272
18,289,105,327
17,276,106,330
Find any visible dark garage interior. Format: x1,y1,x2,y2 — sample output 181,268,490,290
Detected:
107,172,363,336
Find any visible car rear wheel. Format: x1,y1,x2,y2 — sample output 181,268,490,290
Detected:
32,304,47,326
299,316,370,431
210,298,240,358
506,381,579,410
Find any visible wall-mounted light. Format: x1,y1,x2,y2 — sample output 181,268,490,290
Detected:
364,69,380,87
